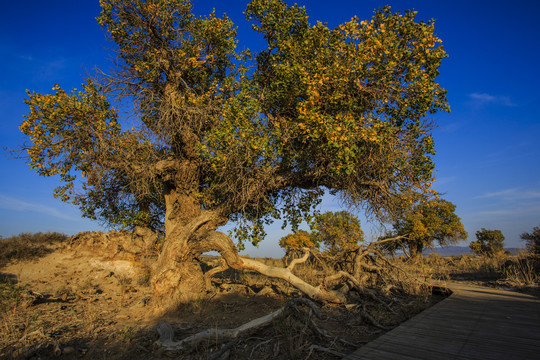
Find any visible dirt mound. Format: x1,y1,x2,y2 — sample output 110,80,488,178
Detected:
0,233,446,359
1,236,156,359
67,227,158,258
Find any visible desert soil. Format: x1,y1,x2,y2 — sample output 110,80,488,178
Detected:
0,242,446,359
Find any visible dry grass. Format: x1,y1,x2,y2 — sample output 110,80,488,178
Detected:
0,232,68,268
0,280,25,314
401,251,540,293
11,233,524,359
502,255,539,287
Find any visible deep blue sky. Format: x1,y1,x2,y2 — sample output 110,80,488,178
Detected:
2,1,539,256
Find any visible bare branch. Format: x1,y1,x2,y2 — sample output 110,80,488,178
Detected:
287,248,310,271
156,298,323,352
198,231,347,304
156,308,285,351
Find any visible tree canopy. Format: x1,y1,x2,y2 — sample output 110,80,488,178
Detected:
278,211,364,257
311,211,364,255
21,0,448,239
19,0,450,306
392,197,468,256
470,228,505,256
520,225,540,255
279,230,317,258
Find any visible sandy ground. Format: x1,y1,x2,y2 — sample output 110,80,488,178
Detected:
1,242,443,359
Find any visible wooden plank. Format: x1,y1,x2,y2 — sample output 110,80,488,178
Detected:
348,343,477,360
345,282,540,360
396,326,540,346
369,335,470,355
403,317,540,338
346,347,425,360
459,340,540,360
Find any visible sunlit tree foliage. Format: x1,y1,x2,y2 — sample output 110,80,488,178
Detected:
470,228,505,256
392,197,468,257
311,211,364,256
279,230,318,258
20,0,450,306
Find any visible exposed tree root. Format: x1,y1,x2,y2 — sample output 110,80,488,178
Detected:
305,345,346,359
200,232,422,309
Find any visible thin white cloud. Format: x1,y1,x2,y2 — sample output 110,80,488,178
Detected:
468,93,516,107
466,203,540,225
0,194,76,221
521,191,540,198
439,122,464,133
469,93,496,102
476,209,515,217
475,188,540,201
476,188,518,199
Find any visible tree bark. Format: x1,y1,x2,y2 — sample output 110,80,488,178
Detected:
151,188,217,310
408,241,424,258
151,187,348,311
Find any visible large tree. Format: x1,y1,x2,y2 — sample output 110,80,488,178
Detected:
392,197,468,257
279,230,318,259
20,0,449,309
311,211,364,256
520,225,540,255
470,228,505,256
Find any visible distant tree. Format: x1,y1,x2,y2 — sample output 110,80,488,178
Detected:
520,225,540,255
393,197,468,257
279,230,318,258
18,0,449,308
311,211,364,256
469,228,505,256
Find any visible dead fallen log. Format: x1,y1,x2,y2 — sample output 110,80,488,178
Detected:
155,308,285,351
155,298,322,352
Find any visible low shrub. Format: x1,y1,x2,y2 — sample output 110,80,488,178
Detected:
0,232,68,268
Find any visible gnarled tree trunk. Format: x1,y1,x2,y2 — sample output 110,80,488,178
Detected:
408,241,424,258
150,193,348,311
151,189,224,310
151,185,363,312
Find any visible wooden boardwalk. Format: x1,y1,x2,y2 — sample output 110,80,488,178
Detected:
345,282,540,360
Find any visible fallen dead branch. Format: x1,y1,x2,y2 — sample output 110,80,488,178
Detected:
155,297,327,353
202,232,348,304
204,234,422,309
156,306,285,351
